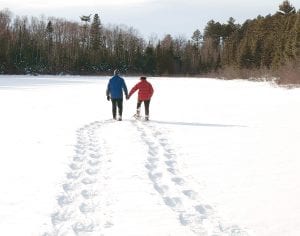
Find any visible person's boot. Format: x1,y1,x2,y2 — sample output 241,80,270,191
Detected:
134,109,141,119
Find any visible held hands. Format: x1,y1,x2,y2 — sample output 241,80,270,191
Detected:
126,95,129,100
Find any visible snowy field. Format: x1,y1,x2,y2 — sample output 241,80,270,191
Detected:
0,75,299,236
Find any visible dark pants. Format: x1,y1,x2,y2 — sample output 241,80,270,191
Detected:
137,100,150,116
111,98,123,119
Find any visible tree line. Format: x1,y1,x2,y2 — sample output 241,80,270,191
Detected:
0,1,299,79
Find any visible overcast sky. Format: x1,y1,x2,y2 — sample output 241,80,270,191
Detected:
1,0,299,39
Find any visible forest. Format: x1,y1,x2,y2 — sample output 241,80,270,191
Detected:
0,1,299,83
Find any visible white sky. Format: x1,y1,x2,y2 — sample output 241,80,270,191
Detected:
1,0,299,39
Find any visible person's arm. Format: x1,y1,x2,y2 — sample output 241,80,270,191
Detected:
128,83,140,98
106,81,111,100
149,83,154,98
122,79,129,97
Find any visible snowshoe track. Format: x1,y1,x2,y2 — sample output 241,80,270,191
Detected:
42,119,249,236
42,120,113,236
133,120,249,236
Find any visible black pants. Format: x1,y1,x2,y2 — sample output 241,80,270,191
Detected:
137,100,150,116
111,98,123,119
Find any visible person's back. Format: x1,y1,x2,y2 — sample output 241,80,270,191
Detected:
134,79,153,100
128,76,154,121
107,75,127,99
106,70,128,120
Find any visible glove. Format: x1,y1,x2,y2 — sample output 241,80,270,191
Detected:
126,95,129,100
107,95,110,101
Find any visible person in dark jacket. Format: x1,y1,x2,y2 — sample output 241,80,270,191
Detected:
106,69,128,121
128,76,154,121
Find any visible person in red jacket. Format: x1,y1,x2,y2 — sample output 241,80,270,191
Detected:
128,76,154,121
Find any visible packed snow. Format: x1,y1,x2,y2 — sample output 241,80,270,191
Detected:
0,75,299,236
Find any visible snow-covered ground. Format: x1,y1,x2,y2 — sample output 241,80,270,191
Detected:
0,75,299,236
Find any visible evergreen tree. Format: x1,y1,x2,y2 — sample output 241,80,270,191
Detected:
45,21,54,70
142,45,156,74
191,29,202,47
0,9,12,73
90,14,102,51
277,0,296,15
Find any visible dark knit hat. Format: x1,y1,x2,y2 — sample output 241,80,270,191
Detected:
140,76,146,80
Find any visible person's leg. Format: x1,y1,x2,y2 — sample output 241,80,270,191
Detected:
144,100,150,120
111,99,117,119
136,100,142,117
117,99,123,120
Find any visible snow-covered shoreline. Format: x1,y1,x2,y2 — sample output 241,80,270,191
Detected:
0,75,299,235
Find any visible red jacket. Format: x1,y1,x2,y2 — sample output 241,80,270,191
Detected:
129,79,154,101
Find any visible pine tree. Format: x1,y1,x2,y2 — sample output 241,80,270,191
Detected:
0,9,12,73
80,14,91,49
143,45,156,74
45,20,54,70
191,29,202,47
90,14,102,51
277,0,296,15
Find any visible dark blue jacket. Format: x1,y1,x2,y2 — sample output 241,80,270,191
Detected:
106,75,128,99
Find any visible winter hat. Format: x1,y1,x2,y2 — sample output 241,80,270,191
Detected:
140,76,146,80
114,69,119,75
